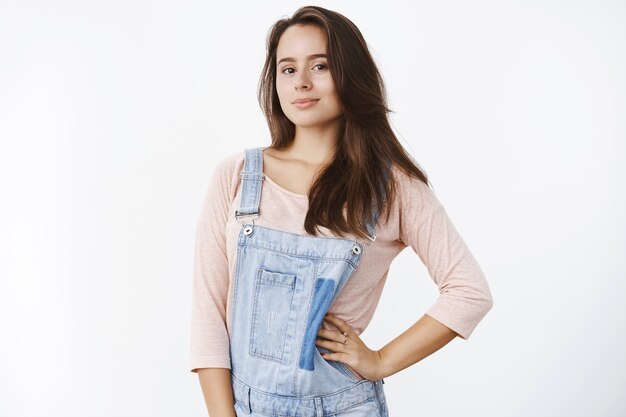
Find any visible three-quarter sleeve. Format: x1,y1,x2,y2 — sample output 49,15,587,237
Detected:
396,169,494,340
189,157,233,372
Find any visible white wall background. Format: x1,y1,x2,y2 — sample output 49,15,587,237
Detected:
1,0,624,416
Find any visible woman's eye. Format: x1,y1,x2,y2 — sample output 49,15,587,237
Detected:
281,64,327,75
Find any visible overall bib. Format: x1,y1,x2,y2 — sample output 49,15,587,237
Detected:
230,147,390,417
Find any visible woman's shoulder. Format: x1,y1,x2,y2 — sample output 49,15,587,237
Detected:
211,148,246,183
389,162,442,218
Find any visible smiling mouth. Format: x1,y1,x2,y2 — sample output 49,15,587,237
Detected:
293,99,320,109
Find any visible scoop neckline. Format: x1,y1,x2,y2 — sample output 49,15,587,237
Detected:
263,173,309,200
261,148,309,200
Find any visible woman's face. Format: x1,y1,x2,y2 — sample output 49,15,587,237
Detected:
275,24,343,129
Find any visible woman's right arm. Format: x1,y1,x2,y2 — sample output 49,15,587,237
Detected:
190,153,241,415
197,368,237,417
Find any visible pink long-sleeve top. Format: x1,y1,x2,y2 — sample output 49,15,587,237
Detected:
190,149,493,373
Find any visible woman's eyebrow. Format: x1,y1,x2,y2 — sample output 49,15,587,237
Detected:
277,53,327,65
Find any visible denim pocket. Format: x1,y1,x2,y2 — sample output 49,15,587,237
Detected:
233,401,244,416
334,396,382,416
337,361,363,382
249,268,297,362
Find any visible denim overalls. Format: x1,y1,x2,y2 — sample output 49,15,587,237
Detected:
229,147,390,417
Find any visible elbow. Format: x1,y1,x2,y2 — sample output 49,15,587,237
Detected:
476,271,494,315
482,290,494,315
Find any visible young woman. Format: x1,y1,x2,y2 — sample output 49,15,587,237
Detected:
190,6,494,417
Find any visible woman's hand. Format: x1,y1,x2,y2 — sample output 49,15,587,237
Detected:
316,312,385,381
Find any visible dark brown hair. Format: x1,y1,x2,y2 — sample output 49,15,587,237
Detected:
258,5,431,240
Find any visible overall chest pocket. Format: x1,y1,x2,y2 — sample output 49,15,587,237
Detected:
249,268,297,362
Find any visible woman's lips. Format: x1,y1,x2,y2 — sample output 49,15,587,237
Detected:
293,99,319,109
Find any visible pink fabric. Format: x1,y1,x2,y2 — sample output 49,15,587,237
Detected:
190,149,493,373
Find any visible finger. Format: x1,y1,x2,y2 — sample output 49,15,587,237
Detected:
316,337,339,349
317,338,348,353
324,313,344,328
317,328,342,341
324,314,351,335
321,351,346,362
325,312,341,321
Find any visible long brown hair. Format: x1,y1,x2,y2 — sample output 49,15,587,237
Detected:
258,5,431,240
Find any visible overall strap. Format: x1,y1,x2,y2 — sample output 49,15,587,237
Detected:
235,147,264,221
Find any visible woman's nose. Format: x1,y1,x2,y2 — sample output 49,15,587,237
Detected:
295,72,311,90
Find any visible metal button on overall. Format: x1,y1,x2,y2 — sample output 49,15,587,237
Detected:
351,244,361,255
243,225,253,236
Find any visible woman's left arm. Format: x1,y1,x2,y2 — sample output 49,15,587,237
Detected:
319,312,459,380
318,176,493,380
319,210,493,380
375,313,459,379
374,182,494,378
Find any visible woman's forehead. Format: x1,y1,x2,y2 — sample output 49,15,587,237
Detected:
277,24,327,59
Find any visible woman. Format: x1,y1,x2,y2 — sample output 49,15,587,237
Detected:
190,5,494,417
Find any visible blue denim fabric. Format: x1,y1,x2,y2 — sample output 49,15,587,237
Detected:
230,147,391,417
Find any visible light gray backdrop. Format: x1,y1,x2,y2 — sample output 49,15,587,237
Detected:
0,0,624,416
